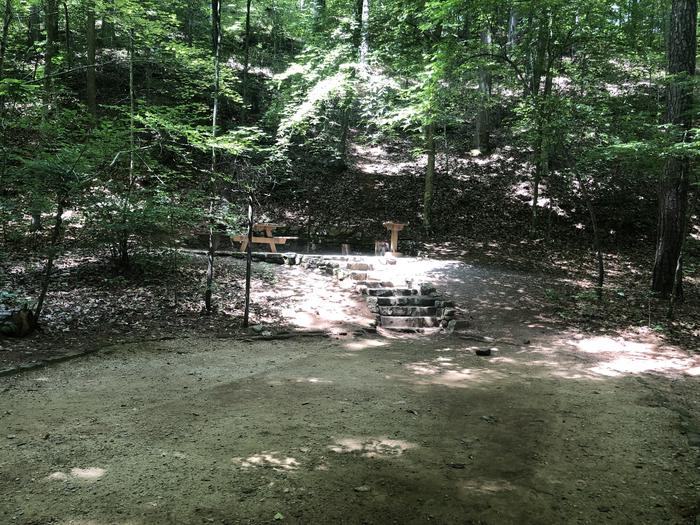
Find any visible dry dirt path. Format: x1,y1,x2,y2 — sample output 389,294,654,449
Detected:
1,262,699,525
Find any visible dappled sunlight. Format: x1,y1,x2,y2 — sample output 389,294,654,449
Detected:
571,336,699,377
329,437,416,458
232,452,300,471
57,521,142,525
266,265,373,331
295,377,333,384
345,339,388,351
350,142,420,176
46,467,106,482
458,478,516,495
403,358,508,387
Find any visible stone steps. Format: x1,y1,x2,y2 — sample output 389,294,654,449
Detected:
303,255,459,334
379,306,437,316
367,288,417,297
346,262,373,271
380,316,441,329
376,295,437,306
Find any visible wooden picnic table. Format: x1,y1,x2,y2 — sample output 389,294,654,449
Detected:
231,223,297,253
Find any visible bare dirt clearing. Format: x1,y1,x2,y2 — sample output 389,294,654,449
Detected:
1,262,699,524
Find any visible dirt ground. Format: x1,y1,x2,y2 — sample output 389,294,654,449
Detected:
1,261,699,524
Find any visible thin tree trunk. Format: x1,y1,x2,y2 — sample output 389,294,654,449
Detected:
507,8,518,47
63,1,71,68
531,62,553,234
338,104,350,166
0,0,12,79
86,2,97,115
474,29,492,154
185,3,194,45
443,122,448,177
241,0,252,123
577,174,604,299
43,0,59,116
117,29,136,269
28,4,39,46
359,0,369,66
313,0,325,28
243,193,253,327
652,0,696,298
667,199,694,319
423,121,436,231
205,0,222,314
34,197,65,322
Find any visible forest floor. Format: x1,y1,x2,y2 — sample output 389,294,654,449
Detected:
1,259,699,524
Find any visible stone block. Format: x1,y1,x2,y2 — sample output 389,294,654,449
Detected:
380,316,440,329
366,297,379,313
347,262,372,271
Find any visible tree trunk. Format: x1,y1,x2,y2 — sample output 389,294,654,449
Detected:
205,0,222,314
359,0,369,66
28,4,40,46
241,0,251,123
576,174,604,299
0,0,12,79
86,2,97,116
185,3,194,45
507,8,517,47
116,29,136,270
62,1,71,68
243,193,253,327
338,104,350,166
313,0,325,29
43,0,59,115
474,29,492,153
422,121,436,231
651,0,696,298
35,197,65,322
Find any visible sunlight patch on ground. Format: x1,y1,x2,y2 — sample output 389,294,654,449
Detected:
232,452,300,471
458,478,516,494
572,336,699,377
345,339,388,351
269,266,372,330
404,358,506,387
329,437,416,458
295,377,333,384
47,467,106,482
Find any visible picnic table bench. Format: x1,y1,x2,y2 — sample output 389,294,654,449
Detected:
231,223,298,253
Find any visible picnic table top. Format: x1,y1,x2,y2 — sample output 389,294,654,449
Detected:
253,222,282,228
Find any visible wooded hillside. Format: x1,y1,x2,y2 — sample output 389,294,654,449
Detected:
0,0,698,328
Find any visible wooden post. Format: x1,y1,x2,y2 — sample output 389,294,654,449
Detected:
382,221,405,256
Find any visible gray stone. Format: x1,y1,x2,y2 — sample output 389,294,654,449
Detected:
419,283,437,295
251,325,264,334
366,297,379,313
368,288,415,297
379,306,437,317
443,308,457,319
380,316,440,329
377,296,436,306
347,262,372,271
